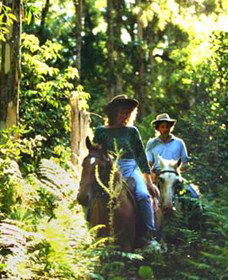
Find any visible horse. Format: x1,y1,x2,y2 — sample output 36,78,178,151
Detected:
77,137,145,251
156,155,203,229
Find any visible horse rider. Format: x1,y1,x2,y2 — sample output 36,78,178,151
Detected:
145,113,199,198
93,95,160,245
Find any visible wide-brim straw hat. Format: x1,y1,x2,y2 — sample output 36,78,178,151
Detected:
103,95,139,114
151,113,177,126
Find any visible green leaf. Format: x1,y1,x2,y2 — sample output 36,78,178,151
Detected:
8,13,17,21
138,265,154,279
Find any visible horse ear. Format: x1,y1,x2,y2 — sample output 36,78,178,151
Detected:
177,158,182,167
85,136,92,150
173,158,181,169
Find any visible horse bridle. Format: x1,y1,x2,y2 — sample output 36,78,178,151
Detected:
158,169,182,204
159,170,179,175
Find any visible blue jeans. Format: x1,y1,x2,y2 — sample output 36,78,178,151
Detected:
117,159,156,231
187,184,199,198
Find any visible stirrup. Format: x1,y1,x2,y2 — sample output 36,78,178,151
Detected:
145,238,162,252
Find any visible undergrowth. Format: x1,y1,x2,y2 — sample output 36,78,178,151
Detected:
0,127,227,279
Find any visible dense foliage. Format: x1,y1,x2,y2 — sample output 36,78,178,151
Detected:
0,130,106,279
20,33,90,163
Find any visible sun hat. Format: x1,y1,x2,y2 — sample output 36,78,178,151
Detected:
151,113,177,126
103,95,139,114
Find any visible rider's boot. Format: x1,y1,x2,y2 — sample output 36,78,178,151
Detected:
140,230,161,251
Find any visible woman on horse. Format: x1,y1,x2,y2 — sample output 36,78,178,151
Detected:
93,95,160,245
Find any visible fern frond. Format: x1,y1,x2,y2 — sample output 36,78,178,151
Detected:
37,159,78,199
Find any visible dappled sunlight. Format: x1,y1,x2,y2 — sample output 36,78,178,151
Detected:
92,18,107,35
173,12,226,66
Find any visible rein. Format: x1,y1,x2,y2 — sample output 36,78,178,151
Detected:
160,170,179,175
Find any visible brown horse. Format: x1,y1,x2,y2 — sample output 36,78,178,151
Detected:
77,137,153,251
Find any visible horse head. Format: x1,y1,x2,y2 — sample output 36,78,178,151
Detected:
157,155,182,213
77,137,112,206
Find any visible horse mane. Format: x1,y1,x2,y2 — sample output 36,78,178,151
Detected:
85,137,135,204
88,143,123,189
90,142,104,152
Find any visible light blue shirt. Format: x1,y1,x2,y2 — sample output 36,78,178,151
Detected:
146,135,189,172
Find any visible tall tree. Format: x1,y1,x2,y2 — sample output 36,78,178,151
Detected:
113,0,123,94
0,0,22,130
38,0,50,45
106,0,115,98
73,0,83,78
71,0,84,166
135,0,146,119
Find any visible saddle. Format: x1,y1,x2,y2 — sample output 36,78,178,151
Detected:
123,177,137,209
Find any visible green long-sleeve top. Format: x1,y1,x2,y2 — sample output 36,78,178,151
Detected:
93,125,150,174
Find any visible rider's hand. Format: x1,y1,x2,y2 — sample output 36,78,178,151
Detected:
151,172,157,183
148,183,160,198
144,173,160,198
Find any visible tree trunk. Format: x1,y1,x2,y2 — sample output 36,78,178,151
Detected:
73,0,83,78
70,96,91,169
135,0,145,120
38,0,50,45
145,22,156,116
71,0,84,168
0,0,22,130
106,0,115,99
114,0,123,94
70,96,79,166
